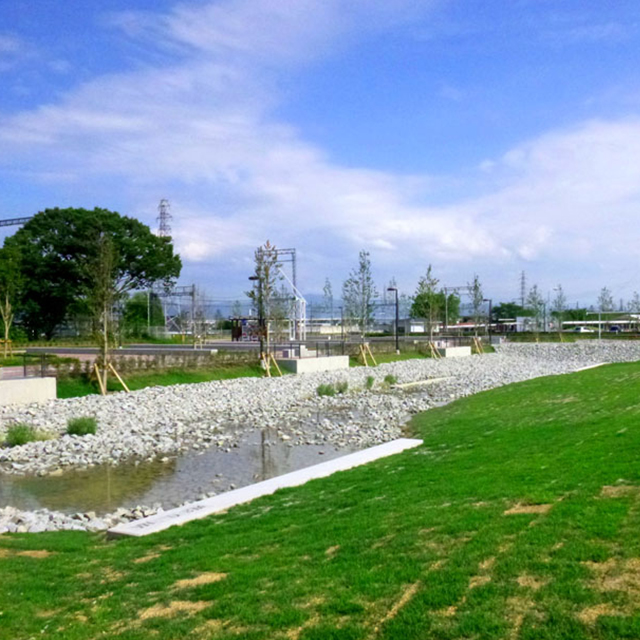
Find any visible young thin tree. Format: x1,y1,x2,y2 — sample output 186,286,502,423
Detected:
87,232,117,393
552,284,567,338
0,246,22,356
231,300,243,318
628,291,640,331
342,250,378,337
598,286,614,312
411,265,440,340
526,284,545,337
246,240,282,356
468,274,484,337
323,278,334,321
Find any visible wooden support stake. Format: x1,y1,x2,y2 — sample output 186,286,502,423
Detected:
108,362,130,392
94,363,107,396
359,344,369,367
365,343,377,366
262,354,271,377
428,342,441,359
269,353,283,377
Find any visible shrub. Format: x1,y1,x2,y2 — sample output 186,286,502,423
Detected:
67,416,98,436
335,381,349,394
317,383,336,397
4,423,38,447
384,374,398,386
365,376,375,390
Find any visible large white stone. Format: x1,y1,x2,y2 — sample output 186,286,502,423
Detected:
0,377,57,406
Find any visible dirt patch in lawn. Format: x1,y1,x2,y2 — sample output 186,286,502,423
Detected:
517,574,548,590
17,549,54,558
577,603,620,625
173,572,227,589
504,503,552,516
600,485,638,499
138,600,210,620
373,581,421,633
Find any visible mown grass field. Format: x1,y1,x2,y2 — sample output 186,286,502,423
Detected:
2,362,640,638
56,365,265,398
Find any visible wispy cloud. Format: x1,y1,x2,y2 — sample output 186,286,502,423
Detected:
1,0,640,300
0,32,29,71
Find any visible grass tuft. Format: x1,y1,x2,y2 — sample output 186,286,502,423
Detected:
66,416,97,436
3,422,39,447
317,383,336,397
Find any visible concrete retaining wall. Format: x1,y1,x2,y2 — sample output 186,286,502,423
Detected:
437,346,472,358
277,355,350,374
0,377,57,406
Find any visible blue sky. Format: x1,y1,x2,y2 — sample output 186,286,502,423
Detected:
2,0,640,308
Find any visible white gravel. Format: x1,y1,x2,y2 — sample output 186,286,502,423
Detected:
1,341,639,533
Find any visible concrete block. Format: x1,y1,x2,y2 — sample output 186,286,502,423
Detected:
0,377,57,406
277,355,349,374
437,346,472,358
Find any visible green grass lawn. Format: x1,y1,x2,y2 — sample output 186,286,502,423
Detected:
2,362,640,638
56,365,265,398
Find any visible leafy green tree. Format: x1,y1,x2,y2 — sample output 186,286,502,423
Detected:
0,245,22,355
342,250,378,337
123,292,165,338
492,302,532,320
4,207,181,339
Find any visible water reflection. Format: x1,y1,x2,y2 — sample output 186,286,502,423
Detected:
0,428,357,515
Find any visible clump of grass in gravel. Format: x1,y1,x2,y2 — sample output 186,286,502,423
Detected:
335,380,348,394
4,362,640,639
365,375,375,390
3,422,40,447
66,416,97,436
316,383,336,397
383,373,398,386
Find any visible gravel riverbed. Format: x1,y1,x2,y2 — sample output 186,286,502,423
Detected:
1,341,639,533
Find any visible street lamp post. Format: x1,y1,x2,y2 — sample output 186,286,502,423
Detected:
248,275,264,359
387,287,399,354
483,298,493,340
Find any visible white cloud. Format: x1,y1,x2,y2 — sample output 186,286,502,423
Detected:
1,0,640,301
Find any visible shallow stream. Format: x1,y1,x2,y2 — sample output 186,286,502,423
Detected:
0,428,357,515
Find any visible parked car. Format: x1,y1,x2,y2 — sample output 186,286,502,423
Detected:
610,325,621,333
573,326,595,333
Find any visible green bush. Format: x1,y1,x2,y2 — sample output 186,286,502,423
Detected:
335,381,349,394
384,374,398,386
365,376,375,390
67,416,98,436
4,423,38,447
317,383,336,397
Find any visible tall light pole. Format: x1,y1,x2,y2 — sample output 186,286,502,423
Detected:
248,275,264,358
387,287,399,354
483,298,492,340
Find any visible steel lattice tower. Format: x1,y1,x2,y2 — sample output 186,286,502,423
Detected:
156,199,172,237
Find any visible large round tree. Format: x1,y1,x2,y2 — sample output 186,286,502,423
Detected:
5,207,182,339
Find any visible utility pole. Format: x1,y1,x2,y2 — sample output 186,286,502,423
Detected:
387,287,399,353
520,271,526,308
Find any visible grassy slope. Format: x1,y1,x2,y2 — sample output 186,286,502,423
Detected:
2,363,640,638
